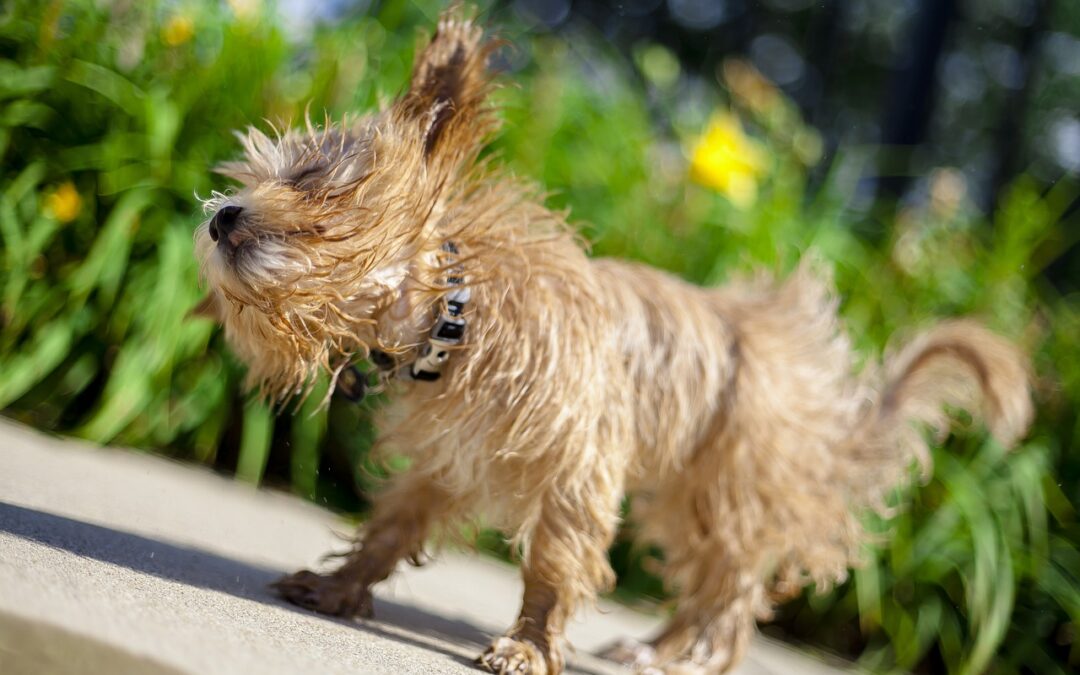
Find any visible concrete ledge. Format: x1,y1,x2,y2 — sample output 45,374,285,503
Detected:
0,419,849,674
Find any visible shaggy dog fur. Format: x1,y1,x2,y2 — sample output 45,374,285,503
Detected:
193,9,1033,674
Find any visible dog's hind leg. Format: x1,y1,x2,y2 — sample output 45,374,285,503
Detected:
603,523,765,674
649,556,765,673
273,471,453,619
478,490,621,675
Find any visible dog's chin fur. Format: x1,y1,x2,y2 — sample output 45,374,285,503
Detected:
195,9,1034,675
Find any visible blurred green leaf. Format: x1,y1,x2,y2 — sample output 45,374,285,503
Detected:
68,188,153,305
236,399,273,485
0,60,54,99
65,59,146,117
291,377,328,500
0,316,76,408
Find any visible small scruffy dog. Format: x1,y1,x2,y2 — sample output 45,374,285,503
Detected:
194,9,1033,674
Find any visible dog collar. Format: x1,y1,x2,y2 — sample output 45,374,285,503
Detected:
336,242,468,402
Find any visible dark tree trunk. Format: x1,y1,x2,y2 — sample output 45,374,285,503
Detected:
805,0,845,197
877,0,958,201
988,0,1054,213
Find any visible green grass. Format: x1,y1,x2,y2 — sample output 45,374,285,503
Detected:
1,1,1078,672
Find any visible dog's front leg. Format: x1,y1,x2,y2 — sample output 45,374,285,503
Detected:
478,494,619,675
479,573,562,675
273,473,449,619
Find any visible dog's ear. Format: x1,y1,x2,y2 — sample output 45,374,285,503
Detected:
396,8,499,162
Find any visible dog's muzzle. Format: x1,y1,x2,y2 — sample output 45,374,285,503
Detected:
208,205,244,251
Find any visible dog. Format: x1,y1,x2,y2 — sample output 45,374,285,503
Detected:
193,8,1033,674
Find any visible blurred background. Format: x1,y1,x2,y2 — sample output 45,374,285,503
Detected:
1,0,1078,672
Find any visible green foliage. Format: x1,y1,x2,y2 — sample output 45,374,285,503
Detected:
1,1,1078,673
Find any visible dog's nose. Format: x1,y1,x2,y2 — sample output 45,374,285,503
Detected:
208,205,244,245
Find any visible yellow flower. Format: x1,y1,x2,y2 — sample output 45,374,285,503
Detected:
689,112,768,209
46,182,82,223
162,15,194,47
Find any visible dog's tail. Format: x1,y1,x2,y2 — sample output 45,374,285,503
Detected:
854,321,1032,500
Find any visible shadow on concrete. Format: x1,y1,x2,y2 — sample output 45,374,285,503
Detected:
0,501,493,670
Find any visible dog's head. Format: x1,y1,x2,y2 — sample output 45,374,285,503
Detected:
194,11,497,400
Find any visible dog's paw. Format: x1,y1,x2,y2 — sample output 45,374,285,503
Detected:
271,569,373,619
599,638,658,669
475,636,548,675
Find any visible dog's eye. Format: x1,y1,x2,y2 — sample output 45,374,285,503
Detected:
288,166,324,189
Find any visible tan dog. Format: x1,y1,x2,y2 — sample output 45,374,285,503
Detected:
194,9,1033,674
